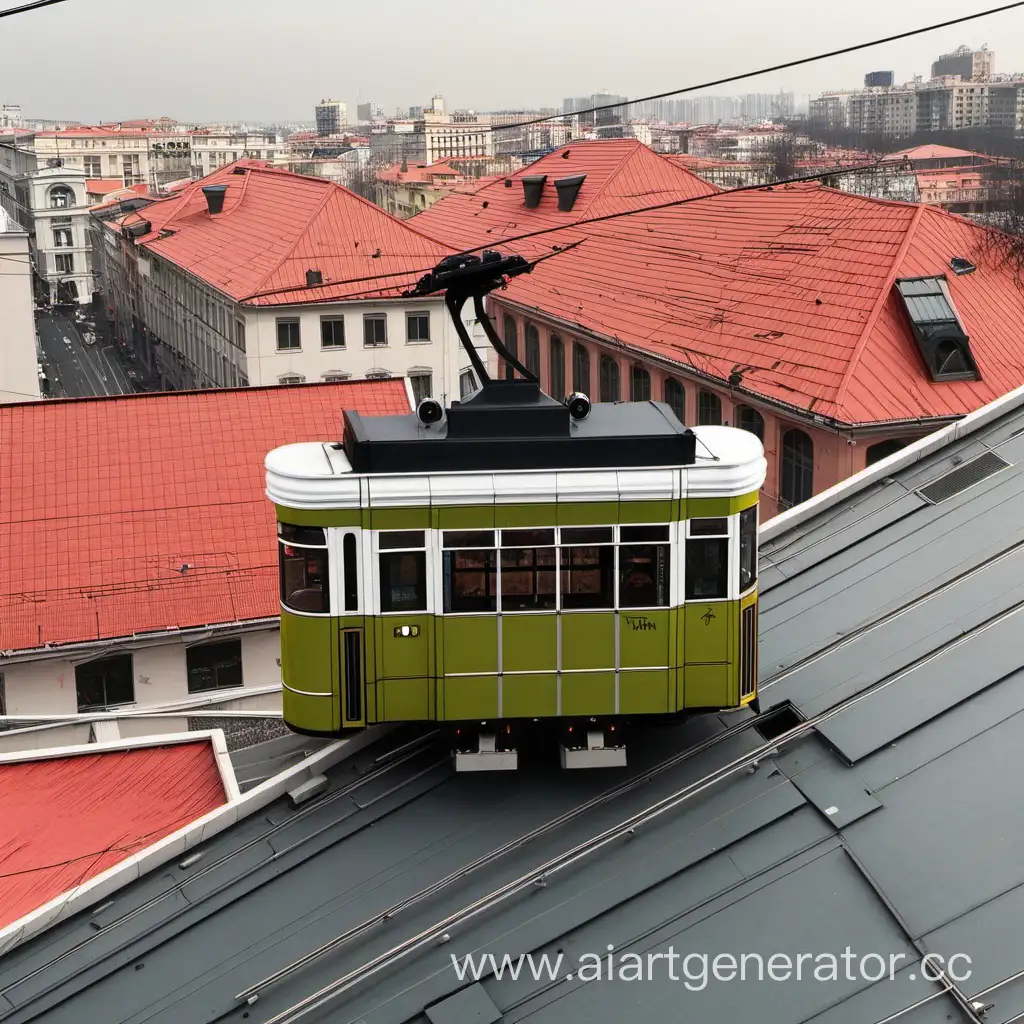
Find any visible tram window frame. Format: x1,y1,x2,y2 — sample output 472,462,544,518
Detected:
560,532,615,609
342,532,359,611
739,505,758,593
378,530,428,613
499,528,556,612
685,517,730,601
279,523,330,614
618,524,671,609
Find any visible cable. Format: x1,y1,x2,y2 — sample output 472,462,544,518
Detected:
0,0,73,18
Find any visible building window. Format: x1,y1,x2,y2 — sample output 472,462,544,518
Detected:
685,518,729,600
75,654,134,711
276,318,300,351
460,368,477,398
865,438,908,466
323,372,351,382
780,428,814,508
630,365,651,402
279,523,330,612
55,253,74,274
53,228,72,248
735,405,764,441
49,185,74,208
187,639,243,693
573,342,590,394
599,356,620,402
549,334,565,399
406,311,430,342
363,313,388,347
524,322,540,377
739,506,757,592
409,371,432,404
895,276,979,382
503,314,518,381
442,530,497,612
234,319,246,351
278,374,305,385
379,531,427,612
619,525,670,608
698,390,721,425
664,377,685,422
83,156,102,176
501,528,556,611
321,317,345,349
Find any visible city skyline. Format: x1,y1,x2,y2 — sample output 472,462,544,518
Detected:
3,0,1024,124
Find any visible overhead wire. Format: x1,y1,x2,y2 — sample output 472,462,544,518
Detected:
0,0,72,18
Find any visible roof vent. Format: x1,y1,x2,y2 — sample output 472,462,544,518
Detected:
231,165,247,175
917,450,1010,504
950,256,976,275
306,269,323,287
121,220,151,240
554,173,586,212
201,184,228,215
521,174,547,209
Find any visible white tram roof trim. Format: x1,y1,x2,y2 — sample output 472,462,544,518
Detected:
265,429,766,511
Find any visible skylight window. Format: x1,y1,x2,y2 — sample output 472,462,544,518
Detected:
895,276,979,383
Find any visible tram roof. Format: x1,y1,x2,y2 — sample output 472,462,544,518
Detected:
10,382,1024,1023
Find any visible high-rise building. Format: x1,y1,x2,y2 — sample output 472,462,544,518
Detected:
314,98,346,137
356,102,372,123
931,46,993,82
864,71,894,88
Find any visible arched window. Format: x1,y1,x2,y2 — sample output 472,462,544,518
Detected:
49,185,75,209
630,365,651,402
524,322,540,378
599,356,620,402
503,314,518,381
735,404,765,441
549,334,565,399
780,428,814,508
698,390,721,425
572,341,590,394
664,377,685,422
865,438,907,466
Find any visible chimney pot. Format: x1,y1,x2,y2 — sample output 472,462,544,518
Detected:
201,184,228,215
554,173,587,212
521,174,547,209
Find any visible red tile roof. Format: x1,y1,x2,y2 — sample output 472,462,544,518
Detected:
412,139,719,253
886,144,988,162
115,160,456,306
376,161,463,183
85,178,133,196
0,381,410,652
0,740,226,929
433,179,1024,426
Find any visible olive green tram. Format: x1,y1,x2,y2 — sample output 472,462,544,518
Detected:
264,251,767,768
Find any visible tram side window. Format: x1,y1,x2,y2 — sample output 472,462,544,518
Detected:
686,518,729,600
500,528,556,611
560,526,614,609
619,525,670,608
342,532,359,611
739,506,758,592
379,531,427,612
442,530,497,613
279,523,330,613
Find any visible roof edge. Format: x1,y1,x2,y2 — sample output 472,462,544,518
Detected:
0,726,397,958
760,379,1024,543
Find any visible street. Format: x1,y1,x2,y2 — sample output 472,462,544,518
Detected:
35,311,135,399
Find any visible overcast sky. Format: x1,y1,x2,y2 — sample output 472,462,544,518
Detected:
4,0,1024,123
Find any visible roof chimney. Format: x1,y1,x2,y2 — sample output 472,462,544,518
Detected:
305,269,323,287
554,174,586,212
201,184,228,215
521,174,547,209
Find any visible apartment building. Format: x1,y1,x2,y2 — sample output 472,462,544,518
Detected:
0,206,39,403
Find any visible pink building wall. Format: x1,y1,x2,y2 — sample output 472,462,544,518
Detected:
492,301,932,519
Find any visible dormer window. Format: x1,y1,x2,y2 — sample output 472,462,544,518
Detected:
895,276,979,383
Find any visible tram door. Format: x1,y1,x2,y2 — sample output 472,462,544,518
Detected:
338,530,366,728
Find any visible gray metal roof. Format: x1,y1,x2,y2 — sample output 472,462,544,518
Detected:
5,393,1024,1024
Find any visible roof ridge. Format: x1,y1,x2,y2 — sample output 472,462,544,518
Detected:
833,201,926,415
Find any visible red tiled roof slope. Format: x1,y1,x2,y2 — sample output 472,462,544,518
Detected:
118,161,456,306
0,741,226,929
466,181,1024,425
412,139,718,254
0,381,410,651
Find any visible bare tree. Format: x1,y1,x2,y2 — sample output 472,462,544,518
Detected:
975,159,1024,276
752,135,814,184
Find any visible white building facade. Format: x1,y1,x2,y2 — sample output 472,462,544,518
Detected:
0,206,40,403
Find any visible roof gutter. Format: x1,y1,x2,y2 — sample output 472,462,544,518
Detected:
0,616,280,666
